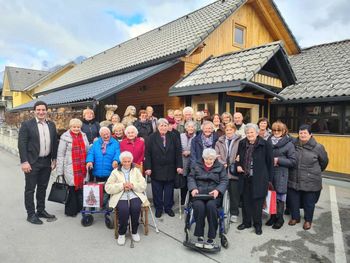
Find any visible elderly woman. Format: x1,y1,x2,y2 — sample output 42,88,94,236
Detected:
265,121,296,229
257,117,271,141
86,127,120,182
215,122,242,223
190,121,219,167
236,123,273,235
221,112,232,126
57,118,89,216
187,148,228,249
81,108,100,145
112,123,125,142
105,151,148,245
134,109,153,140
108,114,121,133
287,124,328,230
120,125,145,167
212,114,224,137
180,120,196,204
144,118,183,218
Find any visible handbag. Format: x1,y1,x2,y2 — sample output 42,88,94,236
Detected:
174,173,186,189
48,175,70,204
228,163,236,175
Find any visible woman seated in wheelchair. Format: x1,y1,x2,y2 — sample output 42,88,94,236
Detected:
105,151,149,246
187,148,228,250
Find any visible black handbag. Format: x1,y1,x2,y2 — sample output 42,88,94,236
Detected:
48,175,70,204
228,163,236,175
174,173,186,189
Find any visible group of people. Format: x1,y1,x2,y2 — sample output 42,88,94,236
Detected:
18,101,328,249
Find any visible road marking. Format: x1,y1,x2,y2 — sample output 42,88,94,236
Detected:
329,185,346,263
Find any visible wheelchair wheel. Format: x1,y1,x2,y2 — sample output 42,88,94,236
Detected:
222,190,230,234
81,214,94,227
105,213,114,229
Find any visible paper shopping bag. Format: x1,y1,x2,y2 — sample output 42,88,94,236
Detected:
263,190,277,215
83,183,104,208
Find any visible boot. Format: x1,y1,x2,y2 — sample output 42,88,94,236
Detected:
265,215,277,226
272,201,285,229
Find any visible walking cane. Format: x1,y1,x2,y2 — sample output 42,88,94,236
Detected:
126,184,134,248
145,174,160,233
179,188,182,219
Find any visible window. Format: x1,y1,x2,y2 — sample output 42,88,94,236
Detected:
233,23,246,47
272,103,349,134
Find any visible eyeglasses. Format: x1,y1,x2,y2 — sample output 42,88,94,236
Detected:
272,129,282,132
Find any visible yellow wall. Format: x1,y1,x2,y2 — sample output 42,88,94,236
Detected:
313,135,350,174
12,91,32,107
1,73,12,97
183,2,295,74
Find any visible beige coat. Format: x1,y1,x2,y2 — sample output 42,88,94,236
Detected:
105,167,149,208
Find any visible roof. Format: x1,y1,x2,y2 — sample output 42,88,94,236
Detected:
169,41,295,96
23,62,75,93
42,0,247,91
10,60,179,112
279,39,350,102
5,67,50,91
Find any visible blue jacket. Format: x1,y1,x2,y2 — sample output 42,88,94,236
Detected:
86,137,120,178
190,132,218,169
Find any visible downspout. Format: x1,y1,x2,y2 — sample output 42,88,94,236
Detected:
240,81,285,101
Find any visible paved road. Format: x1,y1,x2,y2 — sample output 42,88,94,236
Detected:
0,148,349,263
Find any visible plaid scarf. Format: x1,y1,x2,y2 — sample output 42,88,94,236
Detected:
70,131,87,190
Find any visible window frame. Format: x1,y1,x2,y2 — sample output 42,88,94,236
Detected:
232,21,246,48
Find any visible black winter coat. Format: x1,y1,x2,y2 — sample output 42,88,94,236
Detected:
144,131,183,181
81,120,100,144
288,137,328,192
268,136,297,194
134,120,153,140
187,160,228,195
236,137,273,199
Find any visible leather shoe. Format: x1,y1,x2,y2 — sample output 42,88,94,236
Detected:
255,226,262,235
36,210,55,219
288,219,300,226
303,221,312,230
27,215,43,225
166,209,175,217
237,223,251,230
155,210,163,218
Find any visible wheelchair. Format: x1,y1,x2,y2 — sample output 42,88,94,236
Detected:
183,190,230,253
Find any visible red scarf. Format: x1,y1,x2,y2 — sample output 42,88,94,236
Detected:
70,131,87,190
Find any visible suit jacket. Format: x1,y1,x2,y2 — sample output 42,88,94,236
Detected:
144,131,182,181
18,118,58,164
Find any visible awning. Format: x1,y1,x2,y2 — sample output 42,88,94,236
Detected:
10,60,179,112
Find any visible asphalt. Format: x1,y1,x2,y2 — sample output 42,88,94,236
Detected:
0,149,349,263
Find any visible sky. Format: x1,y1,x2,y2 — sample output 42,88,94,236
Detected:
0,0,349,74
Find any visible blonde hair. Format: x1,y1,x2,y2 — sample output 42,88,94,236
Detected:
69,118,83,128
224,122,237,131
83,108,94,118
113,123,125,132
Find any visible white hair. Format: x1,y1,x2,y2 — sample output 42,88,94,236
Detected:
183,106,194,115
157,118,169,126
201,120,214,130
202,148,217,160
99,126,111,135
124,125,139,136
119,151,134,162
185,120,196,129
244,123,259,134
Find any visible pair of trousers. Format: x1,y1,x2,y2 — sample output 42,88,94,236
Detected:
287,188,321,222
180,176,188,205
65,187,83,216
192,198,221,239
116,198,142,235
151,179,174,212
242,177,264,228
24,157,52,216
227,179,240,216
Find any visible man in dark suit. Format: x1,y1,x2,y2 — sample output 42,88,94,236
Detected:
18,101,58,224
